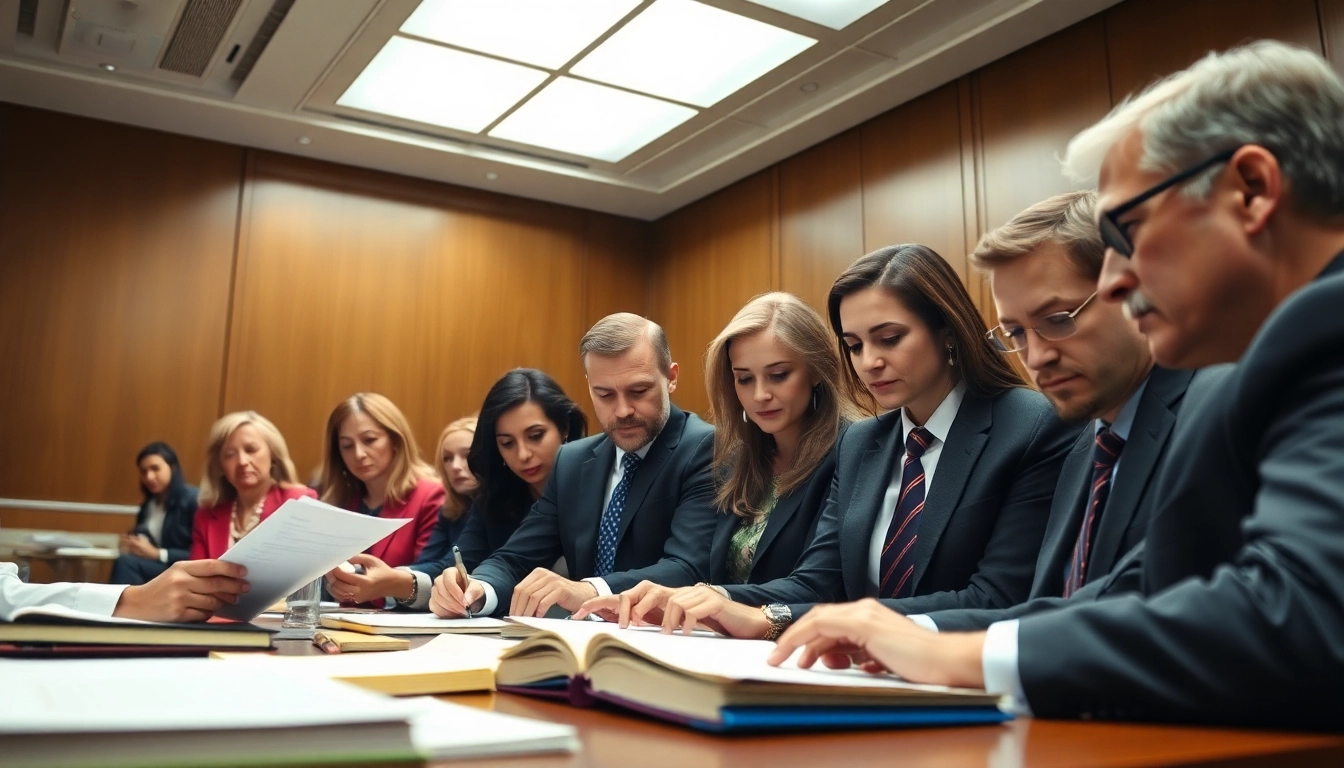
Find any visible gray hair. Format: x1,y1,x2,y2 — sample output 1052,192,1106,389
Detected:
579,312,672,375
1062,40,1344,219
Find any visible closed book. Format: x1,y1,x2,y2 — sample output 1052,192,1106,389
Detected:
0,643,211,659
496,617,1011,732
321,612,508,635
0,605,272,650
321,629,410,652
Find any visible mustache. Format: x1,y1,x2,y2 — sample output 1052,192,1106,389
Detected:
1122,291,1154,320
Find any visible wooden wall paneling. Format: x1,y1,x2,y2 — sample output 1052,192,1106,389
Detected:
1105,0,1324,100
1323,0,1344,76
223,152,593,480
650,171,777,419
0,105,242,505
777,129,865,316
860,83,969,278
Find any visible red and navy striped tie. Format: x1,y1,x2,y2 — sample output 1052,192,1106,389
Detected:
879,426,933,600
1063,427,1126,597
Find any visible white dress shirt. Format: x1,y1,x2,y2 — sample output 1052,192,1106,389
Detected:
978,374,1151,715
866,383,967,593
142,498,170,563
0,562,125,617
478,440,654,615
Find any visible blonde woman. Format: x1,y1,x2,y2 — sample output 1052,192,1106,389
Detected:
576,292,862,621
414,416,480,567
191,411,315,560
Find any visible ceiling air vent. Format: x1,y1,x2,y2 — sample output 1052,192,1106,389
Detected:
159,0,244,77
229,0,293,83
17,0,39,37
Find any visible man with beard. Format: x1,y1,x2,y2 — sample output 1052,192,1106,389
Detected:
904,191,1229,634
430,313,717,618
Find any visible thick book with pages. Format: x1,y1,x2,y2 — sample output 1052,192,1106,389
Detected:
0,605,272,650
495,617,1011,732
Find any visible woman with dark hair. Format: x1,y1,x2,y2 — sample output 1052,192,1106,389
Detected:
583,244,1077,638
400,369,586,610
109,442,199,586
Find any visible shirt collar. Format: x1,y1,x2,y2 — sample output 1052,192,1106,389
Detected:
1098,372,1149,442
900,380,967,446
615,440,654,468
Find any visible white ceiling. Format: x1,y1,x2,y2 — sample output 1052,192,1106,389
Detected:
0,0,1122,220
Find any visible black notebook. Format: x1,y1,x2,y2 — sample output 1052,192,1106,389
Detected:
0,605,273,649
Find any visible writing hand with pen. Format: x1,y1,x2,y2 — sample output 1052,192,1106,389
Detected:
429,546,483,618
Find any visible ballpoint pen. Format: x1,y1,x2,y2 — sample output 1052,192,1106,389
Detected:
452,545,474,619
312,630,341,655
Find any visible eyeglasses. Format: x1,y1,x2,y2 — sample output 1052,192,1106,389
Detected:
986,293,1097,353
1099,146,1239,257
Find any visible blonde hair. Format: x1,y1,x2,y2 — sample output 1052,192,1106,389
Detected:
199,411,300,507
317,393,436,508
971,191,1104,280
705,292,866,517
580,312,672,375
435,416,478,522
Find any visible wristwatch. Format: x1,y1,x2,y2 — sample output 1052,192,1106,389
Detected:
760,603,792,641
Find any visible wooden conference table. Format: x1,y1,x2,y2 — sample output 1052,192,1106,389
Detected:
272,636,1344,767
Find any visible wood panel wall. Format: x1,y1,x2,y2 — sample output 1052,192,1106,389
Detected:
1,0,1338,524
650,0,1333,417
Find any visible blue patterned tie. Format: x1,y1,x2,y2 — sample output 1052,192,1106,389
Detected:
1063,427,1126,597
879,427,933,599
595,452,642,576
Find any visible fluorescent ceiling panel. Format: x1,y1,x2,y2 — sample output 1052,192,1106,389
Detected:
337,37,548,133
744,0,890,30
489,77,697,163
400,0,641,69
570,0,816,108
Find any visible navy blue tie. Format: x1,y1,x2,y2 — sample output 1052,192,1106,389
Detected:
879,427,933,599
595,452,642,576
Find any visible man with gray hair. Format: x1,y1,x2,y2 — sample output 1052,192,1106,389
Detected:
430,313,718,618
767,40,1344,728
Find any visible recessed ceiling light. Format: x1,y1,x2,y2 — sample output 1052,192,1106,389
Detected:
337,37,548,133
744,0,890,30
489,77,696,163
100,63,116,71
800,81,819,92
570,0,815,108
296,136,312,145
485,171,499,180
401,0,641,69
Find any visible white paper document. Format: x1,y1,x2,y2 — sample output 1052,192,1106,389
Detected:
402,696,578,760
214,497,409,621
324,612,508,632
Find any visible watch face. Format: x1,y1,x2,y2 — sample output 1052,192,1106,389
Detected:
765,604,789,623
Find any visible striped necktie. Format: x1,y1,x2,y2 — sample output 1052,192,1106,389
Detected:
879,426,933,599
1063,427,1126,597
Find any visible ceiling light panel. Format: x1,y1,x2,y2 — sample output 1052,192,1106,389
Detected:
744,0,891,30
570,0,816,108
489,77,697,163
337,37,549,134
400,0,642,70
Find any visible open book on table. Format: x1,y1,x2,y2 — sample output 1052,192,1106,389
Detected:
496,617,1011,733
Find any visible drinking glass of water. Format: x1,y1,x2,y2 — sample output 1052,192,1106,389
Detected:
282,578,321,633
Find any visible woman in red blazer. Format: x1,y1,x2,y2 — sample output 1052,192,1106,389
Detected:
317,393,444,605
191,411,317,560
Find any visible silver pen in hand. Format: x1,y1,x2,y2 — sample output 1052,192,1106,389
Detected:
452,545,473,619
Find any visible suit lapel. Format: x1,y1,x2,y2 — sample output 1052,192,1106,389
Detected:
574,438,615,576
615,407,685,542
749,482,805,578
909,393,991,592
1031,430,1093,595
1089,367,1191,575
841,411,903,598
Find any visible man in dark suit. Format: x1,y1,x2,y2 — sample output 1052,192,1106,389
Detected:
769,41,1344,729
430,313,716,618
910,191,1227,633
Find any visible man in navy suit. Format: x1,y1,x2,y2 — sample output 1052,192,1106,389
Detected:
906,191,1227,633
771,41,1344,729
430,313,717,618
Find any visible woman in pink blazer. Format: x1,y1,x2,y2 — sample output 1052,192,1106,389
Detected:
317,393,444,606
191,411,317,561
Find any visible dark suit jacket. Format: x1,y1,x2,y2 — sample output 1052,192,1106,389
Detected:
423,498,524,575
131,484,198,564
707,431,842,585
725,387,1077,617
472,405,717,614
1015,253,1344,728
925,366,1233,632
410,510,471,573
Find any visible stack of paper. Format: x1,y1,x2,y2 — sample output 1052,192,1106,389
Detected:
321,612,508,635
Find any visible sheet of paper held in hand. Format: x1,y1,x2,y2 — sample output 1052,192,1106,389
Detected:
214,497,410,621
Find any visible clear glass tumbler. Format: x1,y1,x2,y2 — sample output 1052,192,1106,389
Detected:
282,577,321,632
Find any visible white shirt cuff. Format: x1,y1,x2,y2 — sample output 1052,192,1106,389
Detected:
480,581,499,616
983,620,1032,716
908,614,939,632
583,577,613,598
80,583,130,617
158,549,169,564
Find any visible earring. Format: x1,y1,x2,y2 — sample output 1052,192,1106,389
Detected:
811,387,819,412
947,345,956,367
742,409,749,424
